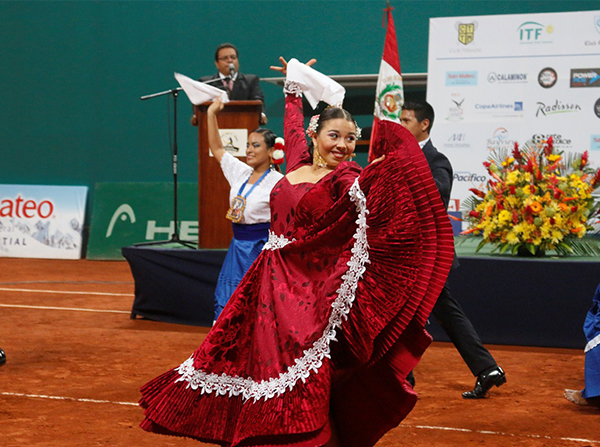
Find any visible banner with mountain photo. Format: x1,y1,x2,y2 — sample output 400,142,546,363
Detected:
0,184,87,259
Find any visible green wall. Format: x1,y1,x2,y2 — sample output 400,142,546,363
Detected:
1,0,598,190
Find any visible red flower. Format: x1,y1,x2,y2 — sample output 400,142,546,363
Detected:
545,136,553,156
581,151,589,169
512,210,519,224
469,210,480,218
571,206,578,213
592,168,600,189
549,217,555,225
509,185,516,195
469,188,486,198
536,169,543,181
512,142,522,161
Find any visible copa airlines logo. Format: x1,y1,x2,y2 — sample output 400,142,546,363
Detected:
570,69,600,88
517,21,554,44
0,196,54,219
535,100,582,117
475,102,523,111
487,72,528,84
454,171,487,183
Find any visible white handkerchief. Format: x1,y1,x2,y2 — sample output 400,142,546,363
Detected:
174,72,229,105
286,58,345,109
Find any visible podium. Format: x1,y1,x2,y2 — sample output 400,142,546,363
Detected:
194,100,263,248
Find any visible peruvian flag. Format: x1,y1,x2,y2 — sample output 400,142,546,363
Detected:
368,4,404,162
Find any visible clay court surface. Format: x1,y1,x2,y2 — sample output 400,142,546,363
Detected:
0,258,598,446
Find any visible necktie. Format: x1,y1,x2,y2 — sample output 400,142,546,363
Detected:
223,77,234,97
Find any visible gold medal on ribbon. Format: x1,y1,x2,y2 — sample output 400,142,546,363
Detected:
226,195,247,223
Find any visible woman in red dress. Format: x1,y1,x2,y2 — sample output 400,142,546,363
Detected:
139,58,454,447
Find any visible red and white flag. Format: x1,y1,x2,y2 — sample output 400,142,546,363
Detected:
369,4,404,162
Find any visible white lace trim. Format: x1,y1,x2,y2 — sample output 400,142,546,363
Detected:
283,80,303,97
262,231,295,251
585,333,600,353
175,177,369,402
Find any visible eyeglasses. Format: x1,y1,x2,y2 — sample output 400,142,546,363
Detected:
218,55,238,61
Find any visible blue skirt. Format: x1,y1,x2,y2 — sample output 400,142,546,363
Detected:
214,222,270,320
583,283,600,399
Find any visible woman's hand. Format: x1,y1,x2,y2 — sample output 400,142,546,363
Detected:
270,57,317,76
208,97,225,115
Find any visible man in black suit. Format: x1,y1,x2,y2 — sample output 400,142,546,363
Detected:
400,101,506,399
198,43,267,125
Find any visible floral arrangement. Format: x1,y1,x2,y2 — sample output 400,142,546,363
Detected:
462,137,600,256
272,137,285,165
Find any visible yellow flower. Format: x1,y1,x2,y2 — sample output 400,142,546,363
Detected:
498,210,512,225
547,154,561,162
506,231,520,245
551,230,564,244
506,171,520,185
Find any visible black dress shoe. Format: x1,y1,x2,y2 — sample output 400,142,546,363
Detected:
0,348,6,366
462,366,506,399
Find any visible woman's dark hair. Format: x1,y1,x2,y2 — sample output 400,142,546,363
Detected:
251,128,277,148
307,107,356,156
250,128,280,171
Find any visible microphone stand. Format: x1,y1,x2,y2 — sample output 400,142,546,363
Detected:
137,86,197,249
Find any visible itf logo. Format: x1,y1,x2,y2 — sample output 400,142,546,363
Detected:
517,21,553,43
591,135,600,151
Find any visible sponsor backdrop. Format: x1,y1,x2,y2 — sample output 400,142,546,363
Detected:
428,10,600,226
87,183,198,260
0,184,87,259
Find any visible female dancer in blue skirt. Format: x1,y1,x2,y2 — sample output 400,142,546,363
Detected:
207,99,284,321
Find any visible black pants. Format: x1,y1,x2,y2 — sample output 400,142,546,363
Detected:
432,284,497,377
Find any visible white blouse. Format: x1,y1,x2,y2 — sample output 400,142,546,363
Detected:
220,152,283,225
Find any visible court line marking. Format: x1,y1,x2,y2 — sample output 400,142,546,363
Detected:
0,287,133,297
402,424,600,444
2,392,597,443
1,392,137,406
0,303,130,314
2,392,598,444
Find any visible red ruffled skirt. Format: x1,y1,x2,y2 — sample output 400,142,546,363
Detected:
140,121,455,446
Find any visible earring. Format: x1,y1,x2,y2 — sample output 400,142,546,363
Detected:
313,146,327,168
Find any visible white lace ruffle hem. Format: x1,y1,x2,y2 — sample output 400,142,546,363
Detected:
174,177,369,402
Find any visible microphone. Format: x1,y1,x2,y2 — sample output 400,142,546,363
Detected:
228,63,236,78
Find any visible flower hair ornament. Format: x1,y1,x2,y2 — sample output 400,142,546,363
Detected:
306,113,362,140
306,114,320,138
271,137,285,165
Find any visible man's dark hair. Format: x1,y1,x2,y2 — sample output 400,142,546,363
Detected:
402,101,435,134
214,43,239,62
